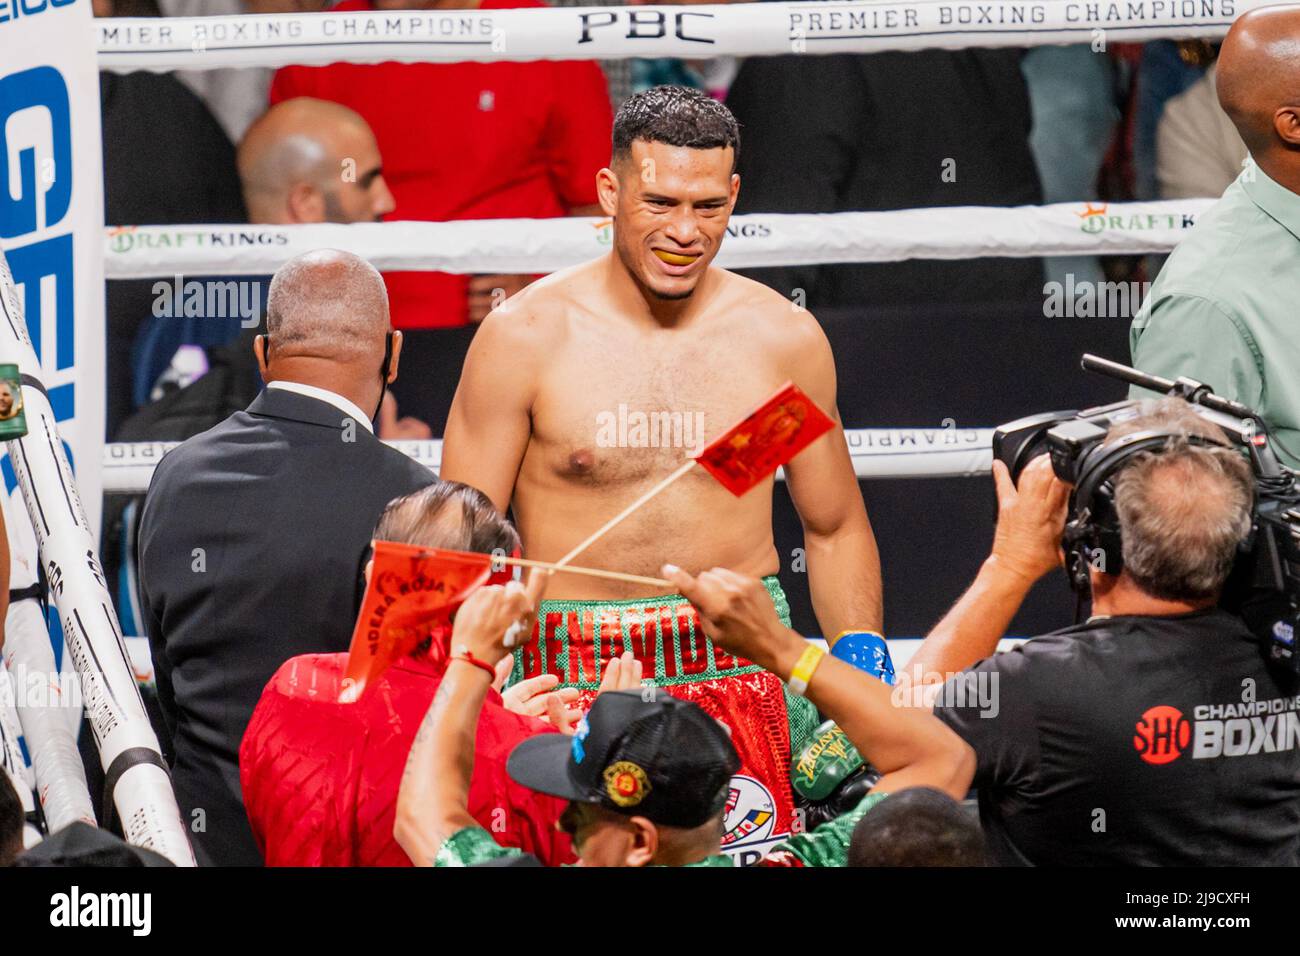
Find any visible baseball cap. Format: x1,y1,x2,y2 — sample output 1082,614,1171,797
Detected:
506,690,741,829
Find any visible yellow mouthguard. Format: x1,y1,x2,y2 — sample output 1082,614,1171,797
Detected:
653,250,699,266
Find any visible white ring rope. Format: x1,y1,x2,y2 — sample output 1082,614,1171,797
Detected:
104,429,994,495
97,1,1258,72
104,200,1216,279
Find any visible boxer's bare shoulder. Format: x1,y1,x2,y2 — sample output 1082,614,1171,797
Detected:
709,267,837,400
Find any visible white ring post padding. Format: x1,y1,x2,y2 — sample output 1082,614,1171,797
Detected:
104,429,993,495
1,486,96,835
102,201,1217,279
3,599,98,836
0,255,196,865
96,1,1260,72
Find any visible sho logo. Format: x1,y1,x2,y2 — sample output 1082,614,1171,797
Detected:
49,886,151,936
1133,704,1190,765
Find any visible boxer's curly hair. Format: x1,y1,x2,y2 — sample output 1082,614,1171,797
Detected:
612,85,740,171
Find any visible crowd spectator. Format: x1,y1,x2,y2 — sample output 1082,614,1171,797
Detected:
1021,45,1120,287
1155,62,1248,199
96,0,247,436
724,49,1044,311
157,0,332,145
122,97,428,443
268,0,614,331
138,250,434,865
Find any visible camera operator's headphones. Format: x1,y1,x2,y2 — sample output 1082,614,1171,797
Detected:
260,331,394,422
1061,428,1233,594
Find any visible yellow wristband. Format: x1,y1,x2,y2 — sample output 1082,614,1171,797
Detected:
787,643,825,697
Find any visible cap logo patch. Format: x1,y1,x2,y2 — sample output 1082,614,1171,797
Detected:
603,761,651,807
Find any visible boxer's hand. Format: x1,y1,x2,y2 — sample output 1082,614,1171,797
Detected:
662,565,788,671
989,455,1070,586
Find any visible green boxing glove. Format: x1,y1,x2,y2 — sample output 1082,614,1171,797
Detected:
791,719,865,801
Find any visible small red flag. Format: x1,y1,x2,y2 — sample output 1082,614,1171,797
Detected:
339,541,512,703
694,382,835,497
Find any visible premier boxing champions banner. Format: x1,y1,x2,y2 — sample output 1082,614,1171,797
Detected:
96,0,1261,71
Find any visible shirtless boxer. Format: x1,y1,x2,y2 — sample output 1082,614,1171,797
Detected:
440,86,882,850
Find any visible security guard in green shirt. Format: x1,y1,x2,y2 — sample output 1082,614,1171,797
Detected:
1131,7,1300,469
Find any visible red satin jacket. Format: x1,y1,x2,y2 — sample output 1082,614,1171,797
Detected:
239,652,573,866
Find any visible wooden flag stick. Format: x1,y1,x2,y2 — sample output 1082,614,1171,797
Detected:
553,459,697,571
496,555,670,589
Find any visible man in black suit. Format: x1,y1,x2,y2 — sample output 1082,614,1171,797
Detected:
138,250,435,865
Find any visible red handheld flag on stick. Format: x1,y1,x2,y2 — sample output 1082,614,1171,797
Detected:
338,541,510,703
694,381,835,497
554,382,835,570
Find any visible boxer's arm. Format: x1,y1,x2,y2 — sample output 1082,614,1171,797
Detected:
440,309,540,512
781,312,883,638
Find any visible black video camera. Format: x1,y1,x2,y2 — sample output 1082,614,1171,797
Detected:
992,354,1300,674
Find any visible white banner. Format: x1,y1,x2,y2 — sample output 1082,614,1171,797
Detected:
96,1,1257,72
102,200,1215,279
1,0,105,536
102,429,994,494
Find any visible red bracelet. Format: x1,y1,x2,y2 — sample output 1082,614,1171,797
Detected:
450,650,497,681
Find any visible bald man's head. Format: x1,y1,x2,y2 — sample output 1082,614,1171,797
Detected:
265,250,390,364
1218,5,1300,158
239,99,396,225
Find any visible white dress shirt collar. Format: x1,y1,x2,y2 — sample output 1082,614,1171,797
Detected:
266,380,374,433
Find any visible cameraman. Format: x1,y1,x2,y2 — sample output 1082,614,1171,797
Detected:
900,398,1300,865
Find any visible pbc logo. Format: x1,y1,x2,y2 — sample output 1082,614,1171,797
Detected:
1133,705,1191,765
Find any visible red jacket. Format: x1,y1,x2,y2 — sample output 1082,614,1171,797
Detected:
269,0,613,328
239,652,573,866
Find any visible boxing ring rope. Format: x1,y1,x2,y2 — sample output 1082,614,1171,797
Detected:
102,430,994,495
97,0,1258,72
103,200,1215,278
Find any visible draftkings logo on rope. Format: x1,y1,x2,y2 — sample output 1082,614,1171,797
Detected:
1133,696,1300,765
1075,202,1197,235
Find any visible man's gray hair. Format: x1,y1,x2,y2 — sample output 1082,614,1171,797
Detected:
1108,399,1254,602
265,249,389,362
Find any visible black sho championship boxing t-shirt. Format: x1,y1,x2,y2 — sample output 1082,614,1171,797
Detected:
934,608,1300,865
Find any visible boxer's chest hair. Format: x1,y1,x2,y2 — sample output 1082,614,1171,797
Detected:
534,322,776,487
